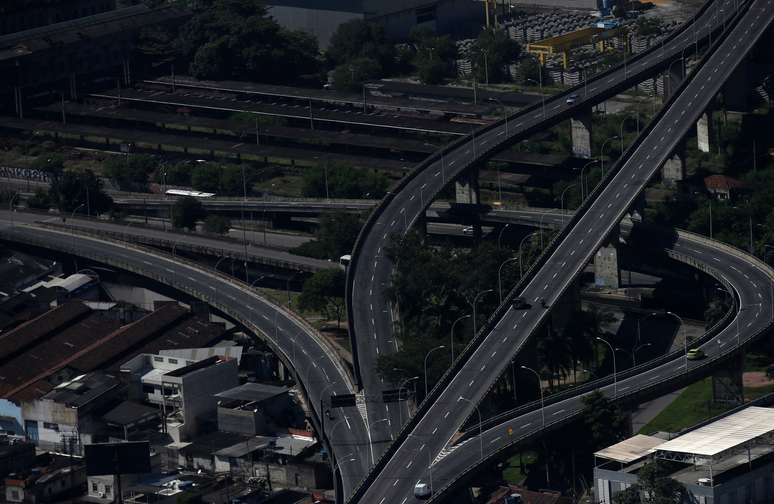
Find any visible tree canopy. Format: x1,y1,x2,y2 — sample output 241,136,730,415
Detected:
104,155,157,192
51,169,113,215
471,28,520,83
293,212,362,260
298,269,347,327
178,0,320,83
172,195,206,230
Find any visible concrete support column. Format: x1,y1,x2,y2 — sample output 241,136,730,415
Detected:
663,59,686,101
455,169,480,205
68,73,78,101
13,87,23,119
696,110,714,153
594,231,621,289
711,352,744,405
661,140,687,185
722,59,750,113
570,108,593,159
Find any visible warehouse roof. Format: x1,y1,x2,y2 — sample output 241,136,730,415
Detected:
653,407,774,458
594,434,664,463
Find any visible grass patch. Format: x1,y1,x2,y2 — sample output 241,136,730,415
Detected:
639,377,731,435
254,174,305,198
502,451,536,485
744,383,774,401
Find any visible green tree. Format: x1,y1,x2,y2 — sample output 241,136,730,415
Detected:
298,269,347,327
26,189,51,210
412,28,457,85
537,325,574,389
513,57,542,85
471,28,520,84
51,169,113,215
293,212,362,260
31,155,65,184
178,0,319,83
582,391,628,450
203,215,231,235
327,19,394,69
613,460,688,504
104,155,156,192
191,163,221,193
332,57,382,91
172,196,206,230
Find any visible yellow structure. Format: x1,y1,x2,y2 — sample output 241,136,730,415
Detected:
526,27,603,69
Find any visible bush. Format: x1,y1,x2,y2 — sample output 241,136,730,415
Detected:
301,164,388,199
172,196,206,230
26,189,51,210
203,215,231,235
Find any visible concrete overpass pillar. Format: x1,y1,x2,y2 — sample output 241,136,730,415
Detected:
712,353,744,405
455,169,480,205
661,141,686,186
696,110,714,153
663,59,686,101
594,229,621,289
570,108,593,159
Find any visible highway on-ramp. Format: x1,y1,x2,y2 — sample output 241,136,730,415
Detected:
0,214,372,499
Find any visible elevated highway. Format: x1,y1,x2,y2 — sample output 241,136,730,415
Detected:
0,214,372,500
426,224,774,500
348,0,773,500
347,0,742,460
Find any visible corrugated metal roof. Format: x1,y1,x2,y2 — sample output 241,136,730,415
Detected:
594,434,664,463
654,407,774,457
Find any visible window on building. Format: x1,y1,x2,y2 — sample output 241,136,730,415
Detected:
168,358,178,364
10,489,19,500
105,485,112,497
43,422,59,432
153,356,164,362
142,384,156,394
92,482,98,493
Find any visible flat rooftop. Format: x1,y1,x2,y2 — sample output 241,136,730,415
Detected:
215,383,289,404
653,407,774,460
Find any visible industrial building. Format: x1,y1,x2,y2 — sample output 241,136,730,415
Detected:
594,406,774,503
265,0,482,48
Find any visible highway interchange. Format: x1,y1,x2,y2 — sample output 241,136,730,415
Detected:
349,0,774,501
347,0,747,476
0,0,771,501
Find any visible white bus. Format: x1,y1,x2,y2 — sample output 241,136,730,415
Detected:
165,189,216,198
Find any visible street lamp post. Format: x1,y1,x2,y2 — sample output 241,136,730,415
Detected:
423,345,446,397
450,314,471,363
472,289,494,336
560,184,577,225
580,159,599,200
637,312,660,345
518,230,542,277
458,396,483,462
665,311,687,369
619,113,640,157
527,77,545,118
497,223,511,249
498,256,520,303
600,136,619,178
395,376,419,426
596,336,617,397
